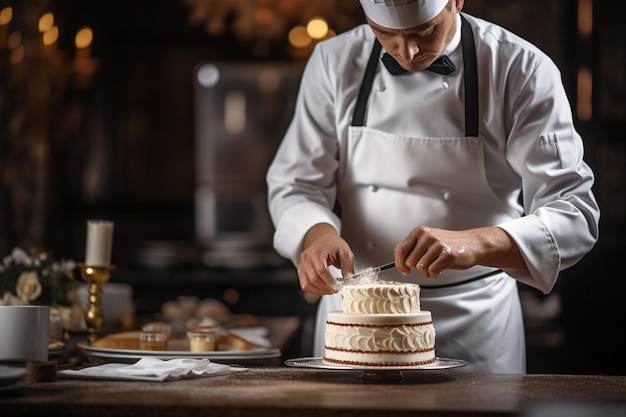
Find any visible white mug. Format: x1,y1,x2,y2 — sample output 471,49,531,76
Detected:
0,306,50,362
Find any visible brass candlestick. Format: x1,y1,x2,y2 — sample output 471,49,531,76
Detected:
79,263,115,344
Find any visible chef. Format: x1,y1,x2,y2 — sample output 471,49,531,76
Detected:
267,0,599,373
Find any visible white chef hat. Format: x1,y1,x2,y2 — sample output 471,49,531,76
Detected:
359,0,449,29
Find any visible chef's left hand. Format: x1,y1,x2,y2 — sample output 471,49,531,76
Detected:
394,225,526,278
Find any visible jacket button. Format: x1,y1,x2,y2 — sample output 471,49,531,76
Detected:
367,242,376,250
369,185,379,192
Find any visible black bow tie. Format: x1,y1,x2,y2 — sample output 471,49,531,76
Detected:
381,53,456,75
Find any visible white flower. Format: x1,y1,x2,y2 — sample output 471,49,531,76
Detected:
10,247,32,266
16,271,42,302
0,292,26,306
59,260,76,277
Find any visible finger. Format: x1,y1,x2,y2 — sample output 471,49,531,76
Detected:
395,235,418,274
427,244,455,277
299,260,340,295
394,253,411,275
414,245,443,278
297,263,322,293
338,253,355,280
419,242,457,278
298,267,333,296
405,240,430,274
319,267,341,292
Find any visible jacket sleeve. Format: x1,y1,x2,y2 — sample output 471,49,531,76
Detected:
496,57,600,294
266,44,342,265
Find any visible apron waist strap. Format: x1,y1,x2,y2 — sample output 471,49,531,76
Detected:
420,269,503,290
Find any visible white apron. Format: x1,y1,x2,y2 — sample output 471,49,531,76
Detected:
313,16,526,373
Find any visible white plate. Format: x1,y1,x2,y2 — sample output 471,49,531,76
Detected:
285,357,466,371
79,343,281,363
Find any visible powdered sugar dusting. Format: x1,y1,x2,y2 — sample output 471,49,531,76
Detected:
348,267,380,286
332,266,381,291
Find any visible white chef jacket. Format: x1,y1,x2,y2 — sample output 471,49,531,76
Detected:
266,13,599,371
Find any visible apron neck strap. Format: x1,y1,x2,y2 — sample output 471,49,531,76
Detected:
351,14,479,137
352,40,381,127
460,14,479,137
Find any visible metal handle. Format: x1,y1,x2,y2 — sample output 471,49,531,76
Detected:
334,262,396,288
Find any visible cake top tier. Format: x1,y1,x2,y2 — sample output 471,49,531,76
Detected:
341,281,421,314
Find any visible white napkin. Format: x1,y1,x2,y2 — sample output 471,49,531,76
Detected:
58,357,246,382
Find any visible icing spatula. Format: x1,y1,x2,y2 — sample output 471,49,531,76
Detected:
335,262,396,288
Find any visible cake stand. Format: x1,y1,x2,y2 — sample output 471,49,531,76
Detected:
284,357,466,381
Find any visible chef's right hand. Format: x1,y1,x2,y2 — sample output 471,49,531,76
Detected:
297,223,355,296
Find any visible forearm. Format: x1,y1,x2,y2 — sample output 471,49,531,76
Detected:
475,226,526,270
303,223,340,251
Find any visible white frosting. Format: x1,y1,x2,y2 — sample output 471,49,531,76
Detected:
325,281,435,366
324,312,435,366
341,281,420,314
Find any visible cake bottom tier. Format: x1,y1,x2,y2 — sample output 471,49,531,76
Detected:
324,311,436,366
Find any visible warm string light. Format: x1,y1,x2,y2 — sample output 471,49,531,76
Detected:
307,17,329,40
28,10,95,74
287,16,335,49
74,25,94,65
21,11,94,57
1,6,96,76
73,26,98,80
38,12,58,46
2,5,99,260
0,6,12,25
75,26,93,49
1,6,13,52
181,0,362,56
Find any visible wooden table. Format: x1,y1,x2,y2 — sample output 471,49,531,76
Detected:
2,366,626,417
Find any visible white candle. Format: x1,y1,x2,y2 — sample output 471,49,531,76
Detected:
85,220,114,266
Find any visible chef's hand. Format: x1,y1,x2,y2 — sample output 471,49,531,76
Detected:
297,223,355,296
395,225,526,278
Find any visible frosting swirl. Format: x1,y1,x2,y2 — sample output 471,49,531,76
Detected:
342,281,421,314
